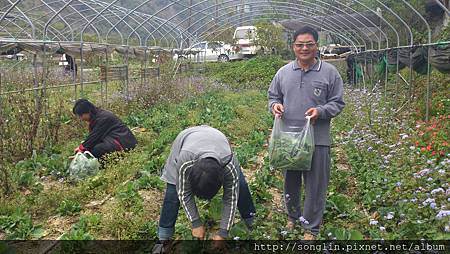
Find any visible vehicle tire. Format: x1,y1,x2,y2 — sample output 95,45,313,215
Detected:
218,54,229,62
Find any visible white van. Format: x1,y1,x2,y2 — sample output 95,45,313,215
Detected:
233,26,259,56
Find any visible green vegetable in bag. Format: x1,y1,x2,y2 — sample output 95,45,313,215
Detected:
68,151,100,181
269,116,314,171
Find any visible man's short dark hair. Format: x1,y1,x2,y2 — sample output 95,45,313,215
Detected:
293,26,319,43
72,99,97,116
189,157,224,200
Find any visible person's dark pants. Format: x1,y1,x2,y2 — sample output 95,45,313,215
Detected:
158,164,256,240
91,138,122,159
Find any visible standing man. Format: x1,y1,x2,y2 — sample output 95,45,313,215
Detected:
157,125,255,242
268,26,345,240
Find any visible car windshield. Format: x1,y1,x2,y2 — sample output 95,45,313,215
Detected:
234,29,255,39
208,42,222,49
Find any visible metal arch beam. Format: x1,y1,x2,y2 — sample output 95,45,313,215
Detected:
191,4,364,48
170,1,367,50
80,0,122,42
40,0,73,41
105,0,156,46
131,1,192,47
119,0,180,47
87,0,142,44
52,0,102,42
18,1,72,41
144,0,212,47
196,8,359,51
319,0,388,50
374,0,412,47
100,0,187,47
0,21,19,39
351,0,397,49
202,9,359,50
43,0,74,40
96,0,179,47
206,15,359,51
152,0,391,50
0,0,35,39
38,0,120,41
63,3,178,47
4,13,68,41
157,0,373,50
75,0,115,43
0,14,32,39
401,0,432,122
0,0,21,28
401,0,429,46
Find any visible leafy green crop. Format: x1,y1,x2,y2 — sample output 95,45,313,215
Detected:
269,133,314,171
57,199,81,216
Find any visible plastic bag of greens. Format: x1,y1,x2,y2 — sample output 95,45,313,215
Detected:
269,116,315,171
68,151,100,181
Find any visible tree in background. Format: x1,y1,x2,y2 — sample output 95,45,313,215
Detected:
254,21,289,57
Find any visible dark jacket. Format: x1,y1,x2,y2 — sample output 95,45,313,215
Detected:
78,109,137,152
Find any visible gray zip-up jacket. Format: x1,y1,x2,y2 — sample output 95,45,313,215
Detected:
161,125,239,238
268,59,345,146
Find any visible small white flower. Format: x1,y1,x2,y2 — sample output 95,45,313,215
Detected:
299,216,310,225
431,188,444,195
233,236,240,240
280,230,288,236
430,202,437,209
385,212,395,220
327,232,332,237
436,210,450,220
422,198,435,206
379,226,386,231
369,219,378,225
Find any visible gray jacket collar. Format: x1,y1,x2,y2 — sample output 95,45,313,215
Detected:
292,58,322,72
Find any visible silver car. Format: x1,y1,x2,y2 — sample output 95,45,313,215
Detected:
174,41,243,62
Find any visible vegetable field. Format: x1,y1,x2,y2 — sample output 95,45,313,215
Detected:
0,56,448,242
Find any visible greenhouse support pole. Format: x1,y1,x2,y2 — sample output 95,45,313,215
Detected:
408,48,413,103
363,54,367,91
80,41,84,94
72,56,77,101
395,48,400,108
125,46,129,101
105,47,109,107
402,0,432,121
32,53,39,110
384,52,388,99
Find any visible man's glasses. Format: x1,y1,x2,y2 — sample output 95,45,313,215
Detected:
293,42,317,49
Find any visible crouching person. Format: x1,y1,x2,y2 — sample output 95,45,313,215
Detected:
72,99,137,159
158,125,256,241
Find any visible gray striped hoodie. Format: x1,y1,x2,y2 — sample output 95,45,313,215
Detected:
161,125,239,238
